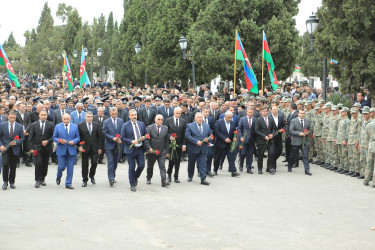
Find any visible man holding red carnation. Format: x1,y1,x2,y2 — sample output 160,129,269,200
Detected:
0,111,25,190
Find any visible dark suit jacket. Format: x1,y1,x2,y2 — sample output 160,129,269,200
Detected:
139,107,156,127
0,115,7,123
93,115,108,127
165,116,187,147
157,106,174,124
203,116,215,131
238,116,256,146
214,119,236,149
121,120,146,154
286,110,298,137
0,121,25,155
46,109,56,124
255,116,277,145
185,122,212,155
289,117,312,146
144,124,169,154
54,109,71,124
28,120,55,152
102,117,124,151
78,121,103,153
16,111,31,130
118,109,129,123
30,111,40,123
269,114,286,144
209,109,220,121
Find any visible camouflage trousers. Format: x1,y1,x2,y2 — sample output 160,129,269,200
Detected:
337,144,349,170
322,137,330,164
348,144,360,173
282,133,286,154
314,136,323,161
359,148,368,175
308,136,315,159
364,151,375,183
327,140,338,167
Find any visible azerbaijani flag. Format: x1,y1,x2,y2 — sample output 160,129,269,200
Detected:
330,59,338,64
79,47,91,88
235,32,258,94
0,44,20,88
64,53,74,91
263,31,280,90
295,65,301,72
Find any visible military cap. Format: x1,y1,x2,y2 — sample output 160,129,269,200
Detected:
128,102,135,108
314,106,320,111
280,98,286,103
362,106,370,114
154,95,163,101
121,97,129,102
293,93,300,98
170,95,179,101
340,107,349,113
163,98,170,103
284,94,292,98
32,97,41,102
102,93,109,97
350,107,358,113
312,98,319,103
101,97,109,102
96,100,104,105
353,103,361,108
255,96,261,100
325,103,332,108
199,97,206,103
320,100,326,104
267,92,273,97
133,96,142,103
144,99,151,103
305,100,313,105
49,96,57,103
162,90,169,94
336,103,343,108
275,95,282,100
331,105,337,111
296,100,304,105
82,97,89,104
370,108,375,113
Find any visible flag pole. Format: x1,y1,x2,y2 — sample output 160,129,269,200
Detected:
63,51,66,92
233,29,237,98
261,31,264,95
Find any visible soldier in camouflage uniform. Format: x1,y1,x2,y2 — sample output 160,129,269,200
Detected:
321,104,332,167
336,107,351,174
305,100,315,161
346,108,361,177
313,104,324,165
326,106,340,170
363,119,375,187
370,108,375,121
358,106,372,179
353,102,363,121
281,98,289,155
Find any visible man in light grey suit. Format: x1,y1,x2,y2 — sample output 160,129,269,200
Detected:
288,109,312,175
144,114,170,187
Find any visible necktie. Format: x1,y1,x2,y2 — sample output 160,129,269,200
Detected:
147,109,150,118
205,117,207,124
265,117,268,128
134,122,141,140
176,118,179,127
65,125,68,134
199,124,203,135
41,121,45,135
88,123,92,135
248,118,252,129
62,110,65,116
10,123,13,138
99,117,102,124
300,119,304,128
157,126,160,135
78,112,81,121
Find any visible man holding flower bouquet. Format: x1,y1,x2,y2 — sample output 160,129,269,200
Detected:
29,110,54,188
238,107,256,174
0,111,25,190
288,109,312,175
121,109,146,192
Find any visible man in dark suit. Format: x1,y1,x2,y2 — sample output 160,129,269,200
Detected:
44,99,56,124
0,111,25,190
288,109,312,175
28,110,54,188
238,107,257,173
54,99,71,125
202,107,215,131
165,107,186,183
255,107,277,174
157,99,174,125
30,103,44,123
209,102,220,121
102,107,124,187
185,112,212,185
116,100,129,123
219,107,239,127
78,111,103,187
121,109,146,192
139,99,156,127
16,102,31,166
269,105,286,171
285,103,298,164
213,111,240,177
53,113,80,189
144,114,170,187
93,107,108,164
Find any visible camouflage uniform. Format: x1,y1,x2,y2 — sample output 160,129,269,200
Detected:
306,104,315,159
347,109,361,174
359,107,372,177
336,109,350,171
327,108,340,168
364,122,375,185
313,111,324,162
321,110,332,164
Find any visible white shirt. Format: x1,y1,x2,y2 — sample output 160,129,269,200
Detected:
273,115,278,127
86,122,92,133
132,122,142,147
8,122,15,135
173,116,179,127
40,120,46,134
64,123,70,134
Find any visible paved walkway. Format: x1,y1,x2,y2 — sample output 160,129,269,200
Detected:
1,158,375,249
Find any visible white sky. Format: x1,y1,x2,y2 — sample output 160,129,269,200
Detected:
0,0,321,46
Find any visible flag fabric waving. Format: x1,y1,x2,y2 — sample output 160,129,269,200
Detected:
330,59,338,64
64,53,74,91
0,44,20,88
235,32,258,94
263,31,280,91
79,48,91,88
295,65,301,72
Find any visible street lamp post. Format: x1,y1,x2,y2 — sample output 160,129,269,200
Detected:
97,48,103,81
179,36,196,90
134,42,148,85
306,13,327,101
86,48,102,83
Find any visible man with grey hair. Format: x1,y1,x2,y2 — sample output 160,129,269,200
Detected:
93,106,108,164
70,103,86,125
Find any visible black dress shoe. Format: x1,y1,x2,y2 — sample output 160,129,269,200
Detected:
231,172,240,177
109,181,115,186
41,181,46,186
351,173,360,177
219,163,223,170
282,159,288,162
270,168,276,174
25,162,32,167
334,169,341,172
258,170,263,174
357,175,365,179
174,179,180,183
118,158,124,163
131,186,136,192
213,171,218,176
207,172,214,177
90,178,96,185
161,181,170,187
288,168,292,172
305,171,312,176
167,174,172,183
98,161,105,164
187,178,192,182
146,179,151,185
318,162,325,165
364,182,369,186
35,181,40,188
312,160,319,164
340,170,349,174
345,171,354,175
201,179,210,185
82,182,87,187
330,167,338,171
56,178,61,185
266,169,270,173
65,185,74,189
246,169,254,174
2,183,7,190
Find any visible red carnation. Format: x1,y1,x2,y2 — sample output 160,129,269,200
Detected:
155,150,160,155
33,150,38,156
14,135,20,141
280,128,286,133
171,133,177,138
239,146,244,150
234,130,238,134
116,134,121,138
82,149,86,153
304,129,309,133
145,134,150,139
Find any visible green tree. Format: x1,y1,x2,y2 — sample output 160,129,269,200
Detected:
56,3,73,23
63,9,82,77
298,32,323,77
315,0,375,94
2,32,19,50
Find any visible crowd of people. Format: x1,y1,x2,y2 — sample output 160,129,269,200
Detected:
0,74,374,192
